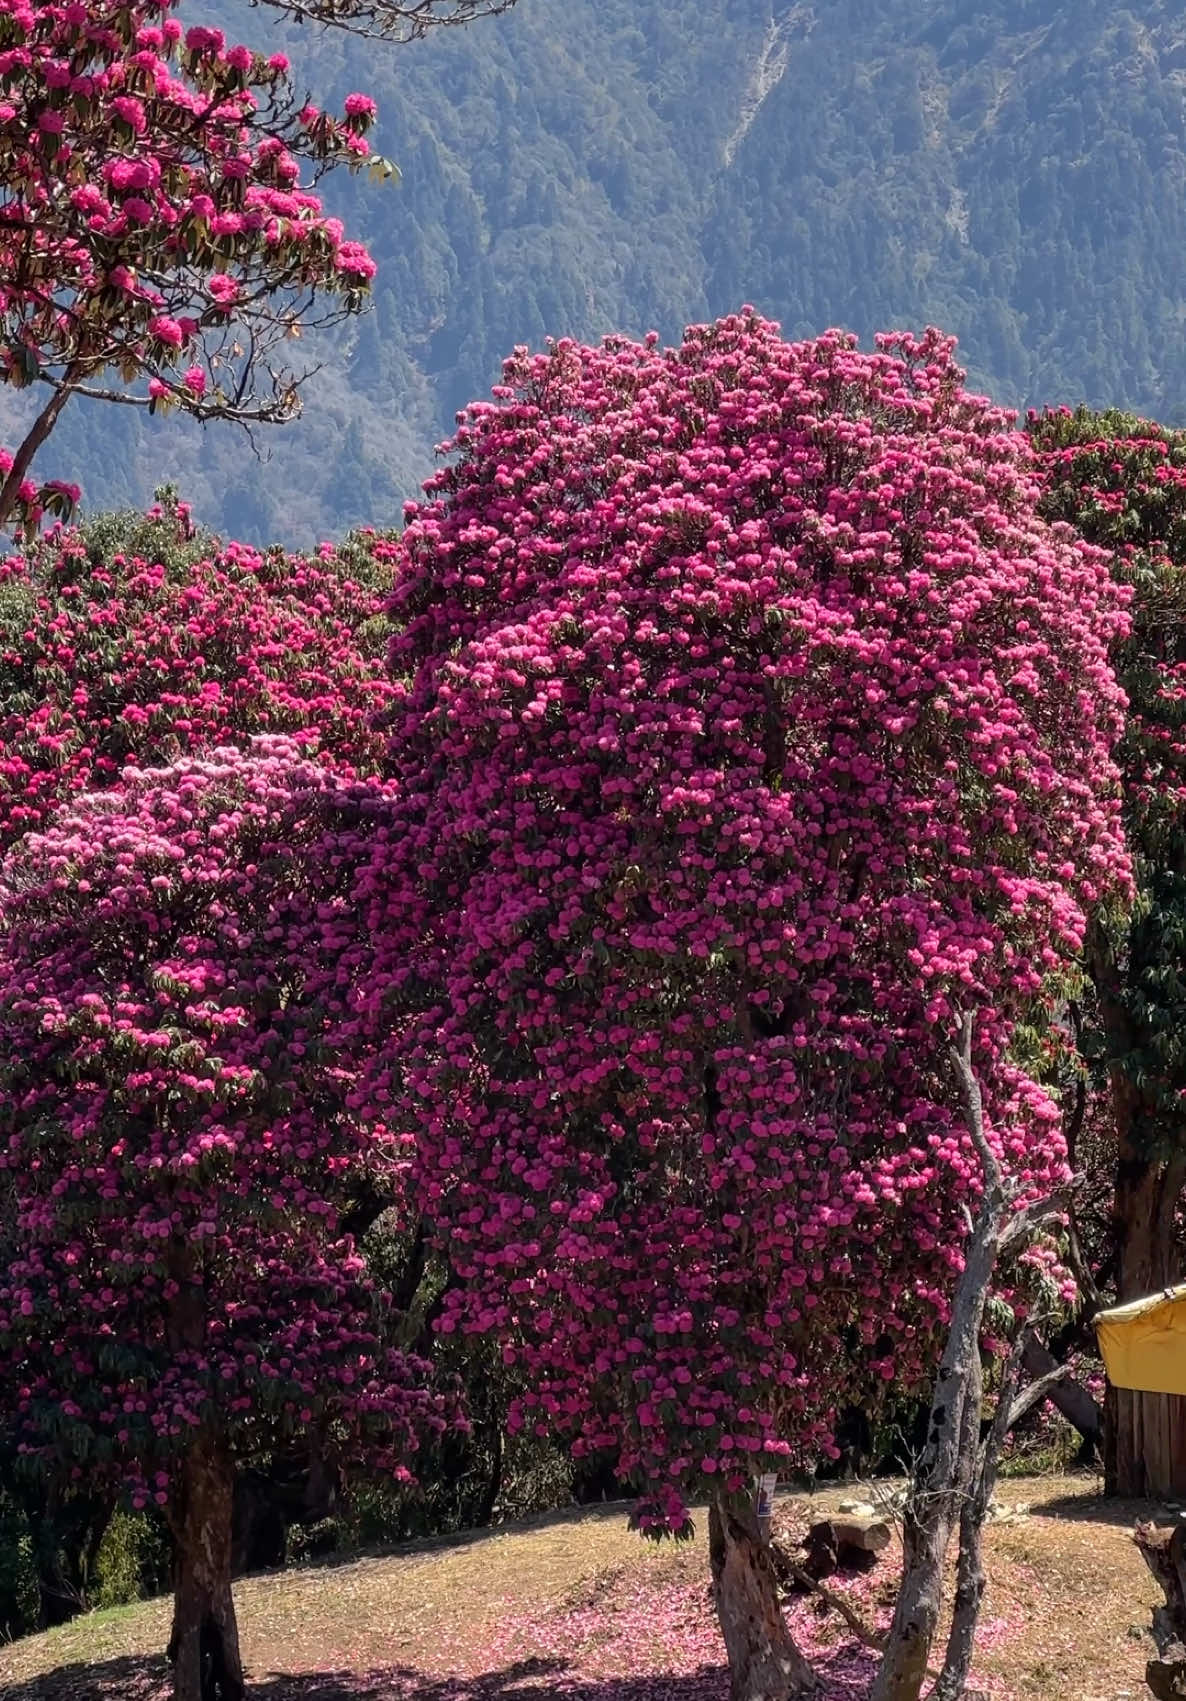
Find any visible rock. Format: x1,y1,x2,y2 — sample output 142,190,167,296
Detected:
984,1498,1030,1525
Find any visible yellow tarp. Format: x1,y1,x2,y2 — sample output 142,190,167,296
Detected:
1095,1285,1186,1396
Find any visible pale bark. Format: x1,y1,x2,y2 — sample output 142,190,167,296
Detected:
709,1489,817,1699
871,1351,984,1701
870,1018,1001,1701
872,1015,1067,1701
930,1329,1029,1701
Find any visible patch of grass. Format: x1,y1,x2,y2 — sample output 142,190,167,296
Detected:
0,1475,1166,1701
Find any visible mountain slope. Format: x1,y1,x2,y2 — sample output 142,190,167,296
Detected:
7,0,1186,541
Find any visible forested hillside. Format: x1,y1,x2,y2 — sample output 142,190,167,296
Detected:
8,0,1186,540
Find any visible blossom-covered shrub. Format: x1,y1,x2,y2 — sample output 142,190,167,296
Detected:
367,316,1131,1535
0,739,450,1696
0,497,397,849
0,0,384,531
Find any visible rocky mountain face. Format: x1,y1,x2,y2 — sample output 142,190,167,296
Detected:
10,0,1186,540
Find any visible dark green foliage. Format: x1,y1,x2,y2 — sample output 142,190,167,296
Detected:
0,1500,194,1639
286,1421,575,1564
0,1465,118,1637
8,0,1186,541
0,1490,37,1641
91,1513,172,1612
1029,409,1186,1324
1032,407,1186,1171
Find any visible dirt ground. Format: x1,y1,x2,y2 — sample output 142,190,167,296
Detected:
0,1474,1166,1701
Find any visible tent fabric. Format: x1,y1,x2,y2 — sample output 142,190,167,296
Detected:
1095,1285,1186,1396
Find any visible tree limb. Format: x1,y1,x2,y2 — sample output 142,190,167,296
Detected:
1006,1361,1072,1429
948,1009,1001,1203
0,365,84,530
999,1186,1073,1251
785,1562,887,1652
250,0,517,42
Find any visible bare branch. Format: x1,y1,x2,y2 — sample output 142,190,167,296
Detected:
1006,1361,1072,1430
1063,1065,1087,1166
30,376,313,425
947,1008,1001,1203
785,1562,888,1652
1063,1203,1102,1314
998,1186,1073,1252
928,1326,1028,1701
248,0,517,43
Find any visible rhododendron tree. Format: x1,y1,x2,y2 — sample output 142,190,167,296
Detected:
0,496,397,849
0,498,399,1636
0,741,454,1701
363,316,1131,1699
0,0,387,534
1031,406,1186,1497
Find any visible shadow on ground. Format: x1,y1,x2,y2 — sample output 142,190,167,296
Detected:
1031,1491,1162,1527
267,1498,646,1578
0,1647,877,1700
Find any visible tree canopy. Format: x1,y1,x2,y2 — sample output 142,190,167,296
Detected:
0,0,384,530
1031,405,1186,1497
359,315,1131,1695
0,740,453,1699
0,499,396,848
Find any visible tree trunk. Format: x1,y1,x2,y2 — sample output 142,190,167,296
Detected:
1092,919,1186,1499
929,1495,987,1701
475,1416,503,1527
931,1329,1029,1701
168,1433,244,1701
871,1013,1055,1701
1018,1334,1101,1452
873,1511,948,1701
871,1222,995,1701
35,1564,81,1630
1133,1521,1186,1700
1107,1153,1186,1498
873,1344,987,1701
708,1490,816,1699
1107,1382,1186,1499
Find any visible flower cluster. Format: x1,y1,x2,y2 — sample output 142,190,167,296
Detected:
362,316,1131,1530
0,503,398,848
0,0,382,526
0,740,453,1497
